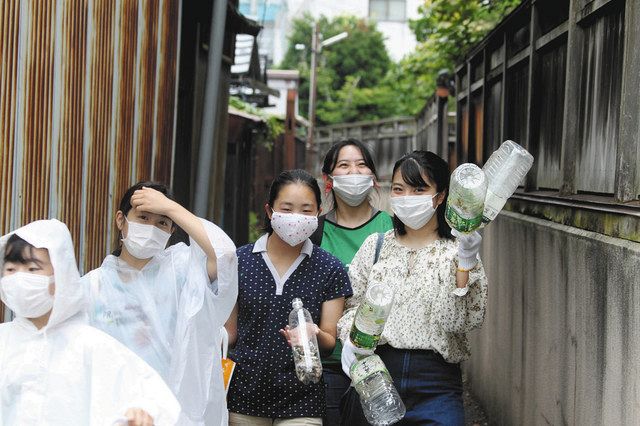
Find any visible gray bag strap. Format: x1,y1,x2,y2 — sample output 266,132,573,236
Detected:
373,232,384,264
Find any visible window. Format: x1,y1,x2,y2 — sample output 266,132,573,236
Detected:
369,0,406,21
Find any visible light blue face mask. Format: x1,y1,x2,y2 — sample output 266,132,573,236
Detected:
390,193,439,230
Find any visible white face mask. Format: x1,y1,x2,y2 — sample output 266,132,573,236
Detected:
270,211,318,246
390,193,439,230
330,174,374,207
0,272,55,318
121,219,172,259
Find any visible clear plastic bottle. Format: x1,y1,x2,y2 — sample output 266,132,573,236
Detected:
445,163,487,233
349,282,395,350
288,298,322,384
350,355,406,426
481,140,534,224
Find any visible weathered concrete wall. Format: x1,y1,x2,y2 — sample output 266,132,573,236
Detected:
466,211,640,425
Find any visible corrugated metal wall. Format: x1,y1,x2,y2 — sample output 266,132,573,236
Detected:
0,0,182,274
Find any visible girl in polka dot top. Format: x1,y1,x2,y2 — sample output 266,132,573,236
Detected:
225,170,353,425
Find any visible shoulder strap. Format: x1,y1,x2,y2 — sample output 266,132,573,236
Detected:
310,214,326,245
373,232,384,264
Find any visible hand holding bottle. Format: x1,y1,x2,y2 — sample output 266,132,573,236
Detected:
279,323,320,347
452,229,482,271
341,339,374,377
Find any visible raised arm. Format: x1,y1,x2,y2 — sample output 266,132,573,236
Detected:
130,187,218,281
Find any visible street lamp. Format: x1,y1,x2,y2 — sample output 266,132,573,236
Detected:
306,23,348,172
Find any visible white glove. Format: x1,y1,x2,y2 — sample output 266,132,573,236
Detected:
341,339,374,377
452,229,482,271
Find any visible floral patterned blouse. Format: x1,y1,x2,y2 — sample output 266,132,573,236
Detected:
337,230,488,363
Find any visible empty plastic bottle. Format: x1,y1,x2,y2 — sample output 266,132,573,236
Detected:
350,355,406,426
349,282,395,350
445,163,487,233
481,140,534,224
288,298,322,384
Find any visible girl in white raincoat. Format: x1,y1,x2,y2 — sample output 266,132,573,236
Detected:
83,182,239,426
0,219,181,425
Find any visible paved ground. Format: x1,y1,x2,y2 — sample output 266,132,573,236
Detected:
463,373,490,426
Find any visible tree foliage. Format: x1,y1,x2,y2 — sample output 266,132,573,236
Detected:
279,14,392,125
410,0,522,63
387,0,521,115
277,1,521,124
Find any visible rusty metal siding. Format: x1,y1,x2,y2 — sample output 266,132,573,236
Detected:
55,0,88,261
109,0,139,253
20,0,55,225
81,0,116,271
134,0,159,181
0,0,182,283
0,1,20,235
153,0,180,183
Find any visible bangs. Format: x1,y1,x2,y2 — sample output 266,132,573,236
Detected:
4,235,40,265
398,158,434,189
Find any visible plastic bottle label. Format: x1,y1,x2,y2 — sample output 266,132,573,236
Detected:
445,204,482,232
482,190,507,222
350,301,385,349
350,355,389,386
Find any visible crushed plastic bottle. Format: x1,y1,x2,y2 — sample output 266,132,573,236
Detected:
350,355,406,426
445,163,487,233
288,298,322,384
349,282,395,350
482,140,534,224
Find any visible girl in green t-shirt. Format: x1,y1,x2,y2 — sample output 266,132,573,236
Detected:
310,139,393,426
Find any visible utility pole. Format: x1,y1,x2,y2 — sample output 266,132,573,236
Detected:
306,22,319,173
305,25,348,174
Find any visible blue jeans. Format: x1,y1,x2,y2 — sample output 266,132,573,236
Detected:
341,345,464,426
323,364,351,425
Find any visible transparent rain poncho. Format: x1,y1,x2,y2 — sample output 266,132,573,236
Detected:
0,219,180,425
84,218,239,425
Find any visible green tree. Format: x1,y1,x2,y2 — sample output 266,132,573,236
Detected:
410,0,521,63
279,14,392,124
384,0,521,115
277,1,521,123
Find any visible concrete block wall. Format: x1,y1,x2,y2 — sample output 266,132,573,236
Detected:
466,211,640,425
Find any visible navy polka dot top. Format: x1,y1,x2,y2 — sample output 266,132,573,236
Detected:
227,235,352,418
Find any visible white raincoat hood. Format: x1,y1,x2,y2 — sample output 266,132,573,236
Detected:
0,220,181,425
0,219,85,329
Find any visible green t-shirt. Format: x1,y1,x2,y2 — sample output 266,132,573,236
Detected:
320,210,394,365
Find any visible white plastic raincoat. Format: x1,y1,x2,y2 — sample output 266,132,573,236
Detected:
0,219,180,425
84,218,238,425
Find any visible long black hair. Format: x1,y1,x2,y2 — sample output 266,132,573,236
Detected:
113,181,186,255
264,169,322,234
391,151,452,239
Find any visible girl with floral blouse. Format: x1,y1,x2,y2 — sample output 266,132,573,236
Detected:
338,151,488,425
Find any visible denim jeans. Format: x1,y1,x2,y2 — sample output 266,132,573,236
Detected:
323,364,352,425
340,345,464,426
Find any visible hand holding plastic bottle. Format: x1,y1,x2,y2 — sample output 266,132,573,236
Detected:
341,339,374,377
279,323,320,347
452,229,482,271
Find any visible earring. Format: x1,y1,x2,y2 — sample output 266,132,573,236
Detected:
324,181,333,194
